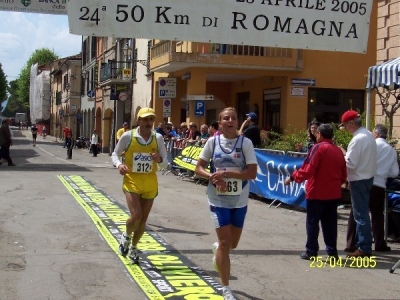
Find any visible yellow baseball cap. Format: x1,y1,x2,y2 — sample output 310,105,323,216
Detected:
137,107,156,120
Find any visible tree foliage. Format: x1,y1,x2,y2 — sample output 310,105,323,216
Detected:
2,80,25,116
373,87,400,140
263,125,353,152
0,63,7,105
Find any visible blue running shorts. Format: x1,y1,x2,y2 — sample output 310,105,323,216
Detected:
209,205,248,229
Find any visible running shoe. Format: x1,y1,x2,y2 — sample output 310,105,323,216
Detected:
212,242,219,272
129,246,139,263
223,286,237,300
212,242,219,254
118,233,131,256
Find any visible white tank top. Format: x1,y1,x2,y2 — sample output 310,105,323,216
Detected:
207,135,249,208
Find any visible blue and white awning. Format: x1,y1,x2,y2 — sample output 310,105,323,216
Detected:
366,57,400,89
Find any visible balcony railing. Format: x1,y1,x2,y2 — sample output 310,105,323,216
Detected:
150,40,302,71
152,41,294,58
100,60,133,82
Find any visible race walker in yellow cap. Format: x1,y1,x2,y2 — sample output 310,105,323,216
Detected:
111,107,168,263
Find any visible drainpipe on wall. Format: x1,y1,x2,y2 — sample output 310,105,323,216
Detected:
130,38,135,125
110,39,120,155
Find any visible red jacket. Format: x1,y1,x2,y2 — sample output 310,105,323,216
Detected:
63,128,71,138
292,139,347,200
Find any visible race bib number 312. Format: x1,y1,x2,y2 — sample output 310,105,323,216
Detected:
132,153,153,173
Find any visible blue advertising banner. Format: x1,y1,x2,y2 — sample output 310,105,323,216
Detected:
250,149,307,208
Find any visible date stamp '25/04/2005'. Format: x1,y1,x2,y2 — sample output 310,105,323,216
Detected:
310,256,377,268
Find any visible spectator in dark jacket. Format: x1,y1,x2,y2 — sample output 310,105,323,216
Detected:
0,118,16,166
285,124,347,260
66,132,75,159
238,112,261,147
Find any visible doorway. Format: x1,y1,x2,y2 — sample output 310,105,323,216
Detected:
263,88,281,132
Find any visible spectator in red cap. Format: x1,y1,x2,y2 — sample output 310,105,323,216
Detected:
345,124,399,252
340,110,377,258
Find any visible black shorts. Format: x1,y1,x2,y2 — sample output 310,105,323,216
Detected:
32,134,37,139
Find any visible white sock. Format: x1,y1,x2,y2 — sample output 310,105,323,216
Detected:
223,286,231,292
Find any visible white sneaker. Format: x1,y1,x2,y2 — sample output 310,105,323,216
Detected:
223,286,237,300
118,233,131,256
128,246,139,263
212,242,219,254
212,242,219,272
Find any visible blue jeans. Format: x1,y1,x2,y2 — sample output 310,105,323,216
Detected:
349,178,373,253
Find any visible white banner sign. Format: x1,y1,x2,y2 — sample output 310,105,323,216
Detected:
67,0,373,53
0,0,67,15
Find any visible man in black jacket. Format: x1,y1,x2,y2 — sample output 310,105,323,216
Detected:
0,118,16,166
239,112,261,147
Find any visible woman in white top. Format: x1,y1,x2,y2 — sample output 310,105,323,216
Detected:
195,107,257,300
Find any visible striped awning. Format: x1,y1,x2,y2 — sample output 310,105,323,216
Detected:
366,57,400,89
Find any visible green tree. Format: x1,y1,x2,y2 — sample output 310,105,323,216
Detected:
373,87,400,140
16,48,58,109
0,63,7,104
4,80,25,116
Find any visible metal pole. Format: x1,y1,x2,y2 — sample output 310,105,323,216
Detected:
111,85,117,154
366,88,371,130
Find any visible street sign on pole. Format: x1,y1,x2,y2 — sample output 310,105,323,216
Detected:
163,99,171,118
87,90,95,98
187,95,214,101
118,92,128,101
291,78,316,86
194,101,205,116
158,78,176,98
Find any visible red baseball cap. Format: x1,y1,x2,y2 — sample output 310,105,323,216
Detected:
340,110,360,126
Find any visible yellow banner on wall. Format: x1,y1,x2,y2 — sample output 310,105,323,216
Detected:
173,145,210,172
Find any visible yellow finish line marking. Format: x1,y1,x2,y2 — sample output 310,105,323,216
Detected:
58,175,223,300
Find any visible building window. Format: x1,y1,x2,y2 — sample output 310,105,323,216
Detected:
307,88,365,124
263,88,281,132
236,92,250,124
63,74,69,90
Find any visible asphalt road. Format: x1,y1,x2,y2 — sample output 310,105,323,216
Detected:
1,127,400,300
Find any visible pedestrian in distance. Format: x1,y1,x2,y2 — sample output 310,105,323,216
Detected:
285,124,347,261
31,124,38,146
42,124,47,139
112,107,168,263
340,110,377,258
195,107,257,300
90,129,99,157
63,127,71,148
66,132,74,159
116,122,129,164
345,124,399,252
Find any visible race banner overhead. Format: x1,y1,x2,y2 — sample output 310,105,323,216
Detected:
0,0,67,15
67,0,373,53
